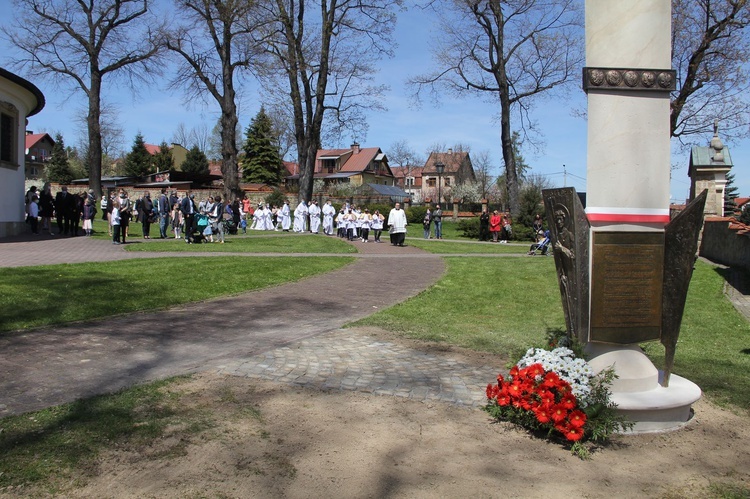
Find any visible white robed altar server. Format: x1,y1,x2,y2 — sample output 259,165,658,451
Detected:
308,201,321,233
322,200,336,235
293,201,308,232
280,201,291,231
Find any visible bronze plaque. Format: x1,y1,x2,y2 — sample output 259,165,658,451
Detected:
590,232,664,344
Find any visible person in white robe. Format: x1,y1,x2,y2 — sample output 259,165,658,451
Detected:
308,201,321,233
371,210,385,242
262,205,273,230
280,201,291,231
250,204,261,230
293,201,308,232
336,210,346,238
387,202,408,246
322,200,336,235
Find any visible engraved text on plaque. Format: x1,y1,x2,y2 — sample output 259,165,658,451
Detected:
590,232,664,344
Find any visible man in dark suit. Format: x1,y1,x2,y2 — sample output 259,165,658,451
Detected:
54,186,75,235
157,187,170,239
180,192,197,243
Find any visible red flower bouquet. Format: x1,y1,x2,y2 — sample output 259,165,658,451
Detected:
486,363,586,442
484,347,633,458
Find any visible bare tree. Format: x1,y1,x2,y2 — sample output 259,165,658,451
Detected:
171,123,193,149
165,0,266,201
671,0,750,143
410,0,583,218
472,149,496,200
75,104,124,167
256,0,403,203
387,139,423,185
171,122,214,155
3,0,162,199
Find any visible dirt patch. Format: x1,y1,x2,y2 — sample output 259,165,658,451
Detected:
5,376,748,497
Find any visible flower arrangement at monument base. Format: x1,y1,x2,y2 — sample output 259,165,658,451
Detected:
484,346,633,459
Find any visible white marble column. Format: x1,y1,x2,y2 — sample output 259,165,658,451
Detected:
585,0,672,228
582,0,701,432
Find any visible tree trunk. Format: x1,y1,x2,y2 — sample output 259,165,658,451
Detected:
499,91,519,219
220,98,240,202
87,72,103,200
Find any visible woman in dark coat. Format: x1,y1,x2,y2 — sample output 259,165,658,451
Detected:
39,182,55,234
479,210,490,241
138,192,154,239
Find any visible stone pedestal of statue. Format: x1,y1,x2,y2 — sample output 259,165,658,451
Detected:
585,344,701,433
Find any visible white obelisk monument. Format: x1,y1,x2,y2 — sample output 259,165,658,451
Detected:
582,0,701,432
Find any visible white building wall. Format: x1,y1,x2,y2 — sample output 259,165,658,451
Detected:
0,73,42,237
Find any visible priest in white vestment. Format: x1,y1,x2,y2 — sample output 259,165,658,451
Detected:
387,202,408,246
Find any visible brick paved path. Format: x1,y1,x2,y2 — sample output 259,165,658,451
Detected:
0,232,500,416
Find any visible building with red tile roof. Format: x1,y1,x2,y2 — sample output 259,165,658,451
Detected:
391,165,424,202
421,148,476,204
24,131,55,180
286,142,395,188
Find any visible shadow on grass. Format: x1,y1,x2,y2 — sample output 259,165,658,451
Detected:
0,377,187,488
0,268,122,331
713,265,750,296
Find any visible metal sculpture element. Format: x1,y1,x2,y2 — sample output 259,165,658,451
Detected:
543,188,590,344
661,189,707,386
582,67,677,92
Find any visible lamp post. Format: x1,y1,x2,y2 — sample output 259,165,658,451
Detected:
435,161,444,205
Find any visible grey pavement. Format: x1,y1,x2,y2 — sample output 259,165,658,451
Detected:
0,231,499,417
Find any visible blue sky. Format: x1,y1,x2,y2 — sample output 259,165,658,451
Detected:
2,1,747,202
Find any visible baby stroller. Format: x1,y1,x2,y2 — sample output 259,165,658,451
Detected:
223,218,238,235
194,213,210,243
528,230,551,256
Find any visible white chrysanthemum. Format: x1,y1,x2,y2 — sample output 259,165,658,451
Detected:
517,347,596,406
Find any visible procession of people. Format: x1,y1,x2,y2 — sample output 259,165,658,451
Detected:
22,186,477,249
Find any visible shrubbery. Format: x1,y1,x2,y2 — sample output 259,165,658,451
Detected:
458,218,480,238
406,206,428,224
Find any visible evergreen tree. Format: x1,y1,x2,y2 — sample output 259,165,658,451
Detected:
724,172,739,216
46,133,74,184
123,133,153,178
181,145,210,175
153,141,174,172
241,107,286,185
740,204,750,225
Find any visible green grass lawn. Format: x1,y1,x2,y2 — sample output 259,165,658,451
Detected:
90,218,356,253
0,256,353,333
122,234,357,253
351,256,565,360
352,258,750,412
406,238,531,254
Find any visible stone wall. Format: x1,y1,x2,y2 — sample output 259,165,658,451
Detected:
699,218,750,272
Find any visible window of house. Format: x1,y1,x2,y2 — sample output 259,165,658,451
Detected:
323,158,336,173
405,177,414,188
427,178,436,187
0,111,16,166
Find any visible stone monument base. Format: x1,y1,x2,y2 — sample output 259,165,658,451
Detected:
585,343,702,434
